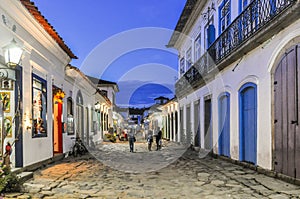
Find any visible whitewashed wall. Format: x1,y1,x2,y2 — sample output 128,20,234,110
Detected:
64,71,110,153
0,0,70,167
178,17,300,170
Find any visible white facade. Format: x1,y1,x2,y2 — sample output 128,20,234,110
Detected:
161,99,179,142
64,66,110,153
87,76,119,133
0,0,114,169
0,0,73,167
169,0,300,173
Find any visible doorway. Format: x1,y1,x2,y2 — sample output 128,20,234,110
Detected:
218,93,230,157
194,100,200,147
274,45,300,178
204,96,212,150
53,87,63,154
239,83,257,164
186,105,191,145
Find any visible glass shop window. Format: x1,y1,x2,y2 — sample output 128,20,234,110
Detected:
32,74,47,138
67,97,74,135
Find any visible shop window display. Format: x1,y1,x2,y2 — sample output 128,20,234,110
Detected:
32,74,47,137
67,97,74,135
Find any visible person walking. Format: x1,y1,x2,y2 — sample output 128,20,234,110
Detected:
156,129,162,151
128,128,136,152
147,133,153,151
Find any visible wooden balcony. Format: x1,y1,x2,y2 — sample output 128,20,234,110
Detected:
176,0,299,98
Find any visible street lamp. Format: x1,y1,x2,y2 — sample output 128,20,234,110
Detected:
3,39,23,68
2,39,23,82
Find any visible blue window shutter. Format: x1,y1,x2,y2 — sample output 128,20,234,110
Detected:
218,2,223,35
207,24,215,48
270,0,276,16
239,0,248,13
243,0,248,8
219,0,231,34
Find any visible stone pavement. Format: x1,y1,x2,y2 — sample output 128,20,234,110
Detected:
4,140,300,199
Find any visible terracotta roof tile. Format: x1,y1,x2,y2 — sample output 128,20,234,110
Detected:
20,0,77,59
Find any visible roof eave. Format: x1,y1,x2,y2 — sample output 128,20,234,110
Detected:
20,0,77,59
167,0,198,48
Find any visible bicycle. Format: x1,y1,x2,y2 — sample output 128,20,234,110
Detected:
70,137,88,157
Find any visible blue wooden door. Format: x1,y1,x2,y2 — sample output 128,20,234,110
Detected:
239,83,257,164
218,93,230,157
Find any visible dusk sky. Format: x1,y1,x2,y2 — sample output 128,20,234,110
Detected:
33,0,186,107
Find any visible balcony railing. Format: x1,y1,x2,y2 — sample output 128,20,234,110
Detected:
210,0,296,63
176,0,297,97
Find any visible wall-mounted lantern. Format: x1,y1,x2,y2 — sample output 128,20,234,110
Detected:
2,39,23,81
3,39,23,68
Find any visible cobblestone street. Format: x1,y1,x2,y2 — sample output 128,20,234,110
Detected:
6,140,300,199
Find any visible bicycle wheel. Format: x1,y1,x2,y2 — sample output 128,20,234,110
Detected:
73,145,78,157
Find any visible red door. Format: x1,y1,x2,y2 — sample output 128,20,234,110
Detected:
53,94,63,154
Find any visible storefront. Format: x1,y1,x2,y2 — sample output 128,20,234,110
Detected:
64,65,112,150
0,0,78,168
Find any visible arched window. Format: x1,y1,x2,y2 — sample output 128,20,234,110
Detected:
76,90,83,105
76,90,84,139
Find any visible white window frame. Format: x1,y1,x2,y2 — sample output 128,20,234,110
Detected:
186,47,192,70
195,34,201,61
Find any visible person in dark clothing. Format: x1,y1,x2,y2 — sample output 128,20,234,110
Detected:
156,129,162,150
147,133,153,151
128,128,136,152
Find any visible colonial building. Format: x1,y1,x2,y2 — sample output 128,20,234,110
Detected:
64,65,111,150
161,97,179,142
154,96,169,105
87,76,119,133
147,105,163,135
128,107,145,126
115,106,129,125
0,0,75,167
0,0,113,169
168,0,300,179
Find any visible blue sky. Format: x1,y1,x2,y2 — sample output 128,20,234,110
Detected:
33,0,186,107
